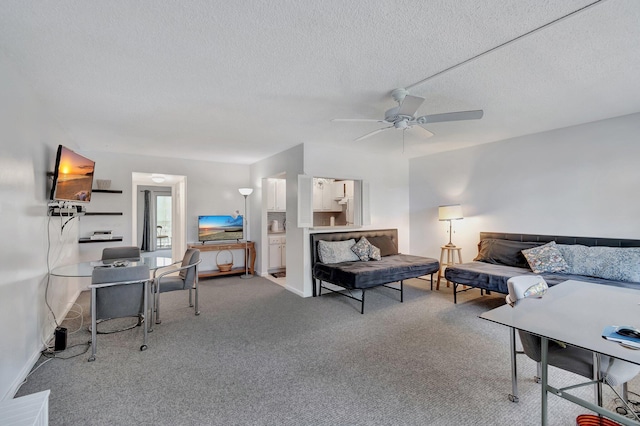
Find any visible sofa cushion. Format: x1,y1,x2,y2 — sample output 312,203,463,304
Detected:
369,245,382,261
313,254,439,289
473,239,544,268
351,237,373,261
367,236,398,257
318,239,360,264
522,241,568,273
556,244,640,283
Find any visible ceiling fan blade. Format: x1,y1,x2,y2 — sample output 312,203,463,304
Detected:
410,125,434,138
397,95,425,117
417,109,484,124
332,118,386,123
354,125,394,142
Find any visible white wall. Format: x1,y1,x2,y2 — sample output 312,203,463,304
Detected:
77,151,250,262
0,55,84,399
250,144,305,295
303,143,411,250
409,113,640,261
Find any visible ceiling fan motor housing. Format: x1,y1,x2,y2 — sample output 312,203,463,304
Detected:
385,106,401,123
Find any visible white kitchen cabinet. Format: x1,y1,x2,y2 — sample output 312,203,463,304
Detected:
268,234,286,270
313,179,341,212
267,179,286,211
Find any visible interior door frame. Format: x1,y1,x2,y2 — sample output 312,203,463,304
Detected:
131,173,187,261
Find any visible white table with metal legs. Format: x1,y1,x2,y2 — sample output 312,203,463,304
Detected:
480,280,640,426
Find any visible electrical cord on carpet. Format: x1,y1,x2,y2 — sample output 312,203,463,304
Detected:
41,341,91,360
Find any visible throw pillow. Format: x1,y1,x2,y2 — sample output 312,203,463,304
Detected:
369,245,382,261
473,239,545,268
318,239,360,264
351,237,372,261
557,244,640,282
521,241,568,274
367,235,398,257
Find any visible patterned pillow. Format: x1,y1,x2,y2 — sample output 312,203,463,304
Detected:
351,237,372,261
369,245,382,261
318,239,360,264
557,244,640,282
521,241,568,273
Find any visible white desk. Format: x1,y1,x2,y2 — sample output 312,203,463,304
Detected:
480,280,640,425
51,257,174,277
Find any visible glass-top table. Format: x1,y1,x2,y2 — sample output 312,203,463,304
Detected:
51,256,174,277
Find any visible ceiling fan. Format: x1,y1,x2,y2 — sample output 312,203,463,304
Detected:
332,88,483,142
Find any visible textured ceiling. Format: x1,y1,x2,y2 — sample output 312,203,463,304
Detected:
1,0,639,164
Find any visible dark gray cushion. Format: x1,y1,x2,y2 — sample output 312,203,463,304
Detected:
444,261,640,295
313,254,438,289
367,236,398,257
473,239,544,268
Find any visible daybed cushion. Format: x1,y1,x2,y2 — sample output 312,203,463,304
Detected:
367,236,398,257
557,244,640,283
473,239,544,268
314,254,439,289
318,239,360,264
444,261,639,295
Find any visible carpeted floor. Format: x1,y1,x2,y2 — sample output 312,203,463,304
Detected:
15,276,640,425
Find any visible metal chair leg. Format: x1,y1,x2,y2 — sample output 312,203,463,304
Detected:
155,286,162,324
141,281,148,351
509,327,519,402
194,279,200,316
89,288,97,362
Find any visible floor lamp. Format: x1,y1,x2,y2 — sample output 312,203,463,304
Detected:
238,188,254,279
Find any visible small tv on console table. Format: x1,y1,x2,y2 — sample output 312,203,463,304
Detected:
198,215,243,243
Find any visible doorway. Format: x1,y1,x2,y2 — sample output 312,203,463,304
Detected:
264,174,286,287
156,194,172,250
132,173,187,261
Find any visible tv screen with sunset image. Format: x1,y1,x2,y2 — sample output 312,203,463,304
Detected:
50,145,95,202
198,215,244,242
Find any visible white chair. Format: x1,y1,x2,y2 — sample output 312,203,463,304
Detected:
506,275,640,413
157,226,169,248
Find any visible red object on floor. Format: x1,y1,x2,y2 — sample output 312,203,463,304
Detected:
576,414,622,426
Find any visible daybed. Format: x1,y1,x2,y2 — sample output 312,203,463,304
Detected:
311,229,440,313
445,232,640,303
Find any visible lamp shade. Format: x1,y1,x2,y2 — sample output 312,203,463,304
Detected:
151,174,166,183
238,187,253,196
438,204,463,221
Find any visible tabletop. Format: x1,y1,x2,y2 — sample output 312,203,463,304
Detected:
480,279,640,365
51,256,174,277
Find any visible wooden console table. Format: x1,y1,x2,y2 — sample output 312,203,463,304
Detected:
188,241,256,279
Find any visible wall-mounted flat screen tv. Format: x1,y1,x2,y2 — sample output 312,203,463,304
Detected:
50,145,95,203
198,215,243,243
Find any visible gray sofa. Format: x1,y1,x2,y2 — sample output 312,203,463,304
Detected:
444,232,640,303
311,229,439,313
